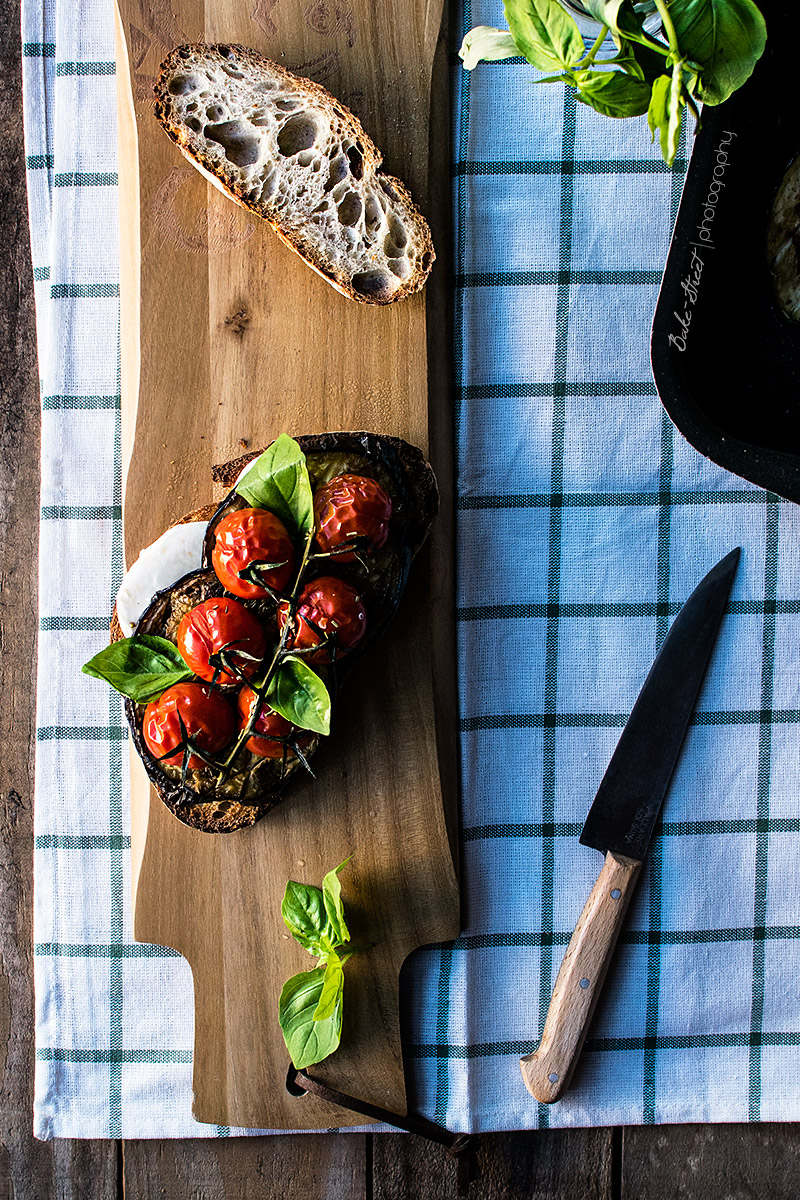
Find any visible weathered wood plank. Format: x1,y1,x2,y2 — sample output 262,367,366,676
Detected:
0,5,119,1197
122,1134,366,1199
373,1130,615,1200
372,1132,463,1199
622,1124,800,1200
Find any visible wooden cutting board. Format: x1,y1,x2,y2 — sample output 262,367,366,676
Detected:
114,0,459,1131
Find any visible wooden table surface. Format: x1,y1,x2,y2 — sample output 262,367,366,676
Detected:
4,5,800,1196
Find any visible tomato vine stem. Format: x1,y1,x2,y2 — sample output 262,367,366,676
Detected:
215,527,317,777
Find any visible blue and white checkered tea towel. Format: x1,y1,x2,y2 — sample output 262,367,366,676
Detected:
25,0,800,1138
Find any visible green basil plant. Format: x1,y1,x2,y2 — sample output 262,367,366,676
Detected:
460,0,767,165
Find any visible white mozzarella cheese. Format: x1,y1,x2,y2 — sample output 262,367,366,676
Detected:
116,522,208,636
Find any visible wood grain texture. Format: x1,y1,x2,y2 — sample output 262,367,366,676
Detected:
0,11,118,1196
622,1125,800,1199
123,1134,366,1199
373,1132,465,1199
115,0,458,1132
521,852,642,1104
469,1131,615,1200
372,1130,615,1200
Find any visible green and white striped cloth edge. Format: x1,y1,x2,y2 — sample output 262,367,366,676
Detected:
24,0,800,1138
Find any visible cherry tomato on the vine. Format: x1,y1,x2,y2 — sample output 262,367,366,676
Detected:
212,507,295,600
177,596,267,685
237,685,310,759
143,682,236,769
314,474,392,562
278,575,367,664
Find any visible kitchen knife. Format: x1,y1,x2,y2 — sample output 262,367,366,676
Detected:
520,547,740,1104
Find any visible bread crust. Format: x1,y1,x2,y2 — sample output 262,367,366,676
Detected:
117,434,438,832
154,43,434,304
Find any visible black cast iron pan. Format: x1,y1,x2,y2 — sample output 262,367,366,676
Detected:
651,0,800,502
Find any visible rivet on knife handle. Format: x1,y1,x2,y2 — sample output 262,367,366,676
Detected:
520,851,642,1103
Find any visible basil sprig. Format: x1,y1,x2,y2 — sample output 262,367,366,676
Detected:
82,635,193,703
279,968,343,1069
236,433,314,538
460,0,766,165
267,655,331,737
278,860,358,1070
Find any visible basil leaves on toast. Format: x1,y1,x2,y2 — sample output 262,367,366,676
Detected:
85,431,438,832
236,432,314,538
268,655,331,737
82,635,193,703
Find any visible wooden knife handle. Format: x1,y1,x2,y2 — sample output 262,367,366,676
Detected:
520,850,642,1103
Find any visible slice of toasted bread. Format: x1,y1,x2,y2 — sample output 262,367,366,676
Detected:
154,43,435,304
117,433,438,833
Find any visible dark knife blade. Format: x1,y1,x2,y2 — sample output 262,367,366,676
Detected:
580,546,740,860
520,547,739,1105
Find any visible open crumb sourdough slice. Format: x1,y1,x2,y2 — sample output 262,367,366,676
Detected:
120,432,438,833
154,44,435,304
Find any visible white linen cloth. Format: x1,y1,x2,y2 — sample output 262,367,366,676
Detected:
25,0,800,1137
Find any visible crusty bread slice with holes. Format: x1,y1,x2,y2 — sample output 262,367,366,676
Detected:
154,43,435,304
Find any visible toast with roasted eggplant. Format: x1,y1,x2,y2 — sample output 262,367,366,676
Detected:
84,432,438,833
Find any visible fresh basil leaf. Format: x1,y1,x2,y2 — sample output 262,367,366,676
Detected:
581,0,624,30
648,72,672,161
322,858,351,945
669,0,766,106
235,433,314,537
575,68,651,117
609,39,645,80
609,6,673,76
279,968,342,1069
82,635,193,703
312,954,345,1022
281,881,334,954
503,0,586,72
459,25,520,69
268,656,331,736
603,15,667,84
620,39,669,84
648,66,685,165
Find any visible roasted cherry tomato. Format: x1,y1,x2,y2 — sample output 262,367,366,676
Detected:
278,575,367,663
314,473,392,562
237,685,309,759
212,507,295,600
177,596,267,685
143,682,236,769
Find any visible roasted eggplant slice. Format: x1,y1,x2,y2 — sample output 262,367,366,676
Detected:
127,569,318,832
205,431,438,656
124,432,438,833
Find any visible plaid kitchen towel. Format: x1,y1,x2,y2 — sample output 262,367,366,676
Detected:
24,0,800,1138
